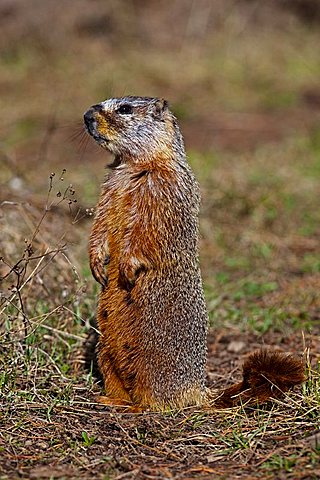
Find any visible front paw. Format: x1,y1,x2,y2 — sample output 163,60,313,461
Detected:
90,254,110,287
118,258,146,291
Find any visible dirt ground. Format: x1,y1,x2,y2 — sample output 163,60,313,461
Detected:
1,327,319,480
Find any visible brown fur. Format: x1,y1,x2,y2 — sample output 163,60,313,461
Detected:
214,350,306,408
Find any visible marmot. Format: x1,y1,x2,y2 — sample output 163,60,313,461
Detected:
84,96,305,410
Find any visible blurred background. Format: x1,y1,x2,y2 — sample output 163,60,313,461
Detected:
1,1,320,174
1,0,320,334
1,3,320,476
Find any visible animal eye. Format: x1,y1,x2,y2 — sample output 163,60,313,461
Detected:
117,104,133,115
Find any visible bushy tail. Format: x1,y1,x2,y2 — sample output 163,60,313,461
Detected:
214,350,306,408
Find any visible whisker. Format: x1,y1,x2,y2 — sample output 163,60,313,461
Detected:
69,124,86,142
70,129,86,142
54,120,84,133
78,131,88,149
78,134,90,161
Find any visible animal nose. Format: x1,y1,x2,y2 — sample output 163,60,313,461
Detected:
83,104,102,128
84,109,94,128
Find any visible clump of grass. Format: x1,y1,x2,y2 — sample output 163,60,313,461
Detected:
0,170,97,410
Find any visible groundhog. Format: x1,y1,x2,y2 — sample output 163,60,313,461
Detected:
84,96,305,411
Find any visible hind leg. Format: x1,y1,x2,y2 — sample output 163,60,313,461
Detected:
95,395,144,412
97,347,133,403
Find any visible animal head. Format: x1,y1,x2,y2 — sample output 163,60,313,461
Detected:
84,96,183,162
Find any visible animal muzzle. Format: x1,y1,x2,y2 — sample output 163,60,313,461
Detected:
83,104,105,139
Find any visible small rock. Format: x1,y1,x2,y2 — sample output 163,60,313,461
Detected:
227,340,246,353
304,431,320,449
9,177,23,191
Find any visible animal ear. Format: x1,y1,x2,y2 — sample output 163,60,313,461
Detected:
153,98,169,119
